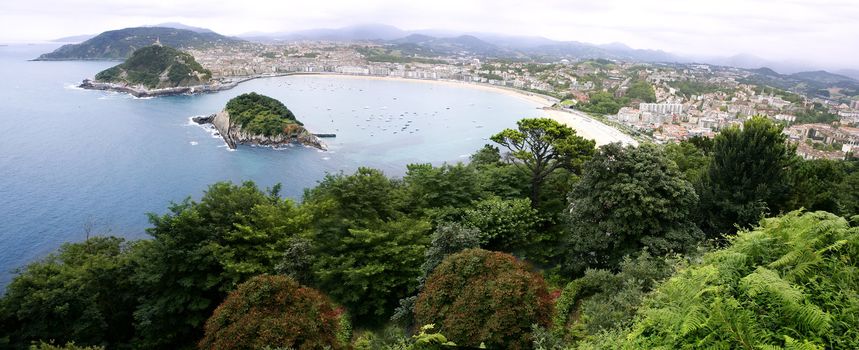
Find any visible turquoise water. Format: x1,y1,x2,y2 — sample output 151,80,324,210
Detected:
0,44,541,286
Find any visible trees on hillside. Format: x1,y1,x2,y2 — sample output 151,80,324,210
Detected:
491,118,595,207
699,117,796,237
565,143,702,273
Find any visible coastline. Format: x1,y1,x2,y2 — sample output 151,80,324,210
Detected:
292,73,635,146
81,70,635,146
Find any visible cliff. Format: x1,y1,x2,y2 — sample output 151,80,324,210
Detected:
192,93,327,150
195,110,326,150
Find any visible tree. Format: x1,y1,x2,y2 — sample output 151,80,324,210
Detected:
565,143,702,273
460,197,541,256
699,116,796,237
584,211,859,349
491,118,595,207
414,249,553,350
553,252,676,340
0,237,139,349
400,163,484,215
132,181,289,349
311,217,431,325
787,159,846,213
199,275,345,350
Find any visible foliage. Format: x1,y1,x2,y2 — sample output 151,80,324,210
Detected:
565,143,703,273
225,93,302,136
669,79,726,97
199,275,345,350
664,138,712,184
414,249,553,349
311,217,430,325
587,211,859,349
460,197,541,255
552,252,676,340
625,80,656,103
578,91,623,115
794,102,840,124
132,181,291,349
0,237,139,349
95,45,211,88
400,163,485,215
28,341,104,350
699,116,796,237
491,118,595,207
787,159,847,213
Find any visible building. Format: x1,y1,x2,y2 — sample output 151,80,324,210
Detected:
639,103,683,115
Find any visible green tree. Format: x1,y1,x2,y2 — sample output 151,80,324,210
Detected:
132,181,289,349
311,217,431,325
699,116,796,237
491,118,595,207
0,237,140,349
585,211,859,349
566,143,702,273
460,197,541,256
787,159,846,213
199,275,346,350
400,163,484,215
414,249,553,350
625,80,656,103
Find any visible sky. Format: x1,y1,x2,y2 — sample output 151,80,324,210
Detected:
1,0,857,70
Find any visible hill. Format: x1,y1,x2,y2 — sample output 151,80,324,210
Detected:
741,67,859,98
194,93,325,150
36,26,244,61
92,45,211,89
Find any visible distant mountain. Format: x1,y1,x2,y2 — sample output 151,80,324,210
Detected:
836,69,859,81
92,45,212,89
51,34,95,43
389,34,509,57
147,22,214,34
35,27,244,61
741,67,859,98
243,24,407,42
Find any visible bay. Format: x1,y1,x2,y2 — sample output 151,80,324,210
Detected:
0,44,542,286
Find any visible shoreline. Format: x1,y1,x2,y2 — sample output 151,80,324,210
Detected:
81,71,634,146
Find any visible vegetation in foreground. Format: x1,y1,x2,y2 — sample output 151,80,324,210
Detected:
1,117,858,349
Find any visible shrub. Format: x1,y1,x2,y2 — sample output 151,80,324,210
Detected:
585,211,859,349
199,275,345,350
414,249,552,349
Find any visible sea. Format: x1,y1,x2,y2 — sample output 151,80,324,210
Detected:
0,44,542,287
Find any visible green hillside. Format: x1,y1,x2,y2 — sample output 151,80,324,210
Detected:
94,45,212,89
35,26,244,61
225,93,303,136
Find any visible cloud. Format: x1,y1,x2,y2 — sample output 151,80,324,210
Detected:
0,0,856,70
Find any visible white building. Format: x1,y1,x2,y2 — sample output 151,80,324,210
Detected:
639,103,683,115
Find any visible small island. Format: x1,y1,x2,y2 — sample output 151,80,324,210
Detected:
193,92,328,150
80,43,235,97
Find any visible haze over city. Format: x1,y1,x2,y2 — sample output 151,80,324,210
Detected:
1,0,857,71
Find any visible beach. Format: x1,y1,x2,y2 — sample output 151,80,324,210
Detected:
294,73,636,146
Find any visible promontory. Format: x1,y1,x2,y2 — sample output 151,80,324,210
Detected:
193,92,327,151
79,44,233,97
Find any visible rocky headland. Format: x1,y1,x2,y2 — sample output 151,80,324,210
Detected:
192,93,328,151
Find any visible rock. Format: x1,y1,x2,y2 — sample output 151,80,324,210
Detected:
207,110,326,151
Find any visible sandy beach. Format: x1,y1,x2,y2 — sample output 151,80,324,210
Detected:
292,73,636,146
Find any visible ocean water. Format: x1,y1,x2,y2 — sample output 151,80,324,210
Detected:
0,44,542,287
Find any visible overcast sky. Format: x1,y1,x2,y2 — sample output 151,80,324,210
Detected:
1,0,856,70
